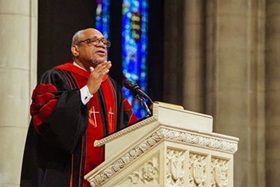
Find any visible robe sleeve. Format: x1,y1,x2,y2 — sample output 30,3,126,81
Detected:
31,69,88,154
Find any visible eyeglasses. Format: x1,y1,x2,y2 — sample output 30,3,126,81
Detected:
77,37,111,47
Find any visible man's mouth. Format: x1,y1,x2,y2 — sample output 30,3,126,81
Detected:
96,50,106,56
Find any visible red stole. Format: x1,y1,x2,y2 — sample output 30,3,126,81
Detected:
55,62,117,183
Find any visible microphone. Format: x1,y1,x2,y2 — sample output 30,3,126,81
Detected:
123,79,153,117
123,79,153,105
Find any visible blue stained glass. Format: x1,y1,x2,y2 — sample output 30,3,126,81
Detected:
95,0,148,119
95,0,110,39
122,0,148,118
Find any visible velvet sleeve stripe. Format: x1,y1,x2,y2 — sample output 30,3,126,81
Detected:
30,84,59,129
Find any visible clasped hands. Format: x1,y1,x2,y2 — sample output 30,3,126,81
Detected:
87,61,112,94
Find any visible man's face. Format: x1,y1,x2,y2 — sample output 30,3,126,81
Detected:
74,29,109,68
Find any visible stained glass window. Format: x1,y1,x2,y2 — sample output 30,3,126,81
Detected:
122,0,148,118
95,0,110,39
95,0,148,118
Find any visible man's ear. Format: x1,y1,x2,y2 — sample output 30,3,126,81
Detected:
71,45,79,57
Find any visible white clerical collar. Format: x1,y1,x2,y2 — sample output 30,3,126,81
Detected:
73,61,88,72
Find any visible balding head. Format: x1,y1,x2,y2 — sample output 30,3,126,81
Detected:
71,28,103,46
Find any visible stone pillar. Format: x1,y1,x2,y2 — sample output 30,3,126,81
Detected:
265,1,280,186
205,0,266,187
0,1,37,186
182,0,205,113
162,0,184,105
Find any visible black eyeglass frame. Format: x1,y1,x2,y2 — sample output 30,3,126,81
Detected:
77,37,111,47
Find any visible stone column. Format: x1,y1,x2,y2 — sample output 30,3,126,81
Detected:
0,1,37,186
162,0,184,105
205,0,266,187
182,0,205,113
265,1,280,186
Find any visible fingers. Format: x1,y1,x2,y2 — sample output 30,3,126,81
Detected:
87,61,111,94
94,61,112,75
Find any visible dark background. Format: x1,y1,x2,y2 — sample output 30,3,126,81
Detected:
38,0,164,101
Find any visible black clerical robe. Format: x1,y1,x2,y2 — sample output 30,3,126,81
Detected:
20,62,137,187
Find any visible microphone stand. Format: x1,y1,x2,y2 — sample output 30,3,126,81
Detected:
136,95,152,117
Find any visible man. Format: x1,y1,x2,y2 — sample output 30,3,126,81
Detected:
20,28,137,187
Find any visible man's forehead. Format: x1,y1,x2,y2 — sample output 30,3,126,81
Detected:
83,29,104,38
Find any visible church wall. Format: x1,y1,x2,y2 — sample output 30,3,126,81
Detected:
163,0,267,186
0,0,37,186
1,0,280,186
265,0,280,186
205,1,266,186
